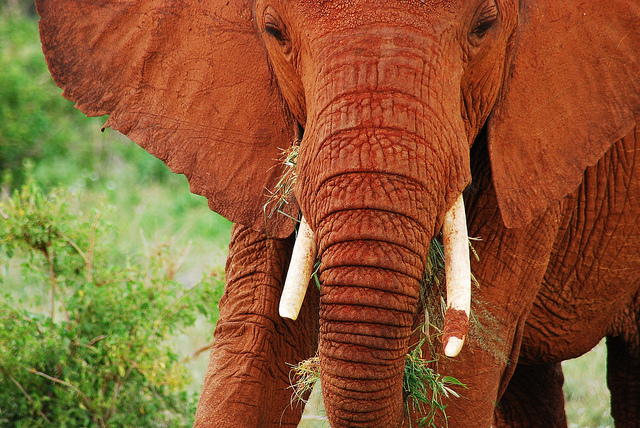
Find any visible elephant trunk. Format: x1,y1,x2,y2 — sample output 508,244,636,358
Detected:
281,200,472,358
294,29,471,427
315,205,428,426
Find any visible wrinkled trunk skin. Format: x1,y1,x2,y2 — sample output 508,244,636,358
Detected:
296,30,471,427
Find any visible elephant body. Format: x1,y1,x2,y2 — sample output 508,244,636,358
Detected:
527,126,640,369
443,125,640,426
36,0,640,426
517,126,640,426
197,125,640,428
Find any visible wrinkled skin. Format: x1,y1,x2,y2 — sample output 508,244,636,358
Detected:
36,0,640,426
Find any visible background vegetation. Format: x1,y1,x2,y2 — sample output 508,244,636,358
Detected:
0,3,613,427
0,3,230,426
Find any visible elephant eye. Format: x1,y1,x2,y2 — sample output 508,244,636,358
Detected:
264,12,287,43
471,2,498,39
265,21,285,41
472,19,495,37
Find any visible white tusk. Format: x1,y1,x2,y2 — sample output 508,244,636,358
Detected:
442,194,471,358
444,337,466,359
279,216,317,320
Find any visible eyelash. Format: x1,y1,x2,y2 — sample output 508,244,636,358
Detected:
473,19,495,36
472,5,498,38
265,22,286,41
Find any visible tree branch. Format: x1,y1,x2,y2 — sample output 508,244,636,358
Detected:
27,367,101,425
179,341,214,364
2,367,51,422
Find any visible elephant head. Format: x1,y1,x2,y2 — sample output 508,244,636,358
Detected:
37,0,640,426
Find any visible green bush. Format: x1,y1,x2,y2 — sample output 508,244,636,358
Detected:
0,182,224,427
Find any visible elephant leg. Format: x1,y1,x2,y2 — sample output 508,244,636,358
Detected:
607,320,640,425
494,362,567,428
414,138,564,427
418,206,561,428
194,224,319,428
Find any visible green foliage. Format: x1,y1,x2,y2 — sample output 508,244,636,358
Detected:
289,345,466,428
403,336,466,428
0,13,90,187
0,183,224,427
1,0,37,17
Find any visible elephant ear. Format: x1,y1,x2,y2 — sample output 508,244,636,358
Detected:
487,0,640,228
36,0,298,238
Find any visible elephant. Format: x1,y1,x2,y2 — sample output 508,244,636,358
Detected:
36,0,640,426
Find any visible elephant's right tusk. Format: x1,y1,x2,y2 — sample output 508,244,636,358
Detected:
279,216,317,321
442,194,471,358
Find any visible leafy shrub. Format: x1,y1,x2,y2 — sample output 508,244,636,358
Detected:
0,183,223,427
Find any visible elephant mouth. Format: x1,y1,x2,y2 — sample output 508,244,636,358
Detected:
279,193,471,358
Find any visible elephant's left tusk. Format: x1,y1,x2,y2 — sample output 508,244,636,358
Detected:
279,216,317,320
442,194,471,358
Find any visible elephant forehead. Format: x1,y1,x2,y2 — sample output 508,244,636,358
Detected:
293,0,464,32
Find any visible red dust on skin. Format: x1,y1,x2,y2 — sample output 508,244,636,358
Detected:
442,308,469,346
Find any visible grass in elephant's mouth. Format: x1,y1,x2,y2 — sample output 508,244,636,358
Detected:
289,355,320,404
289,346,465,427
264,143,299,221
421,237,506,364
404,336,466,428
